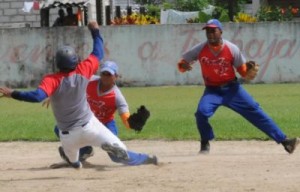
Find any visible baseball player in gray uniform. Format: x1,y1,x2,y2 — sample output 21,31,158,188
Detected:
0,21,157,169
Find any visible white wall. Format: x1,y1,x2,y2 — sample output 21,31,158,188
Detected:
0,22,300,87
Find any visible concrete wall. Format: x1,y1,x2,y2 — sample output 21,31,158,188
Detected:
0,0,41,27
0,22,300,87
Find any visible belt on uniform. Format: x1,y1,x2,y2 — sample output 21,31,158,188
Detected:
61,122,89,135
62,131,69,135
206,78,238,89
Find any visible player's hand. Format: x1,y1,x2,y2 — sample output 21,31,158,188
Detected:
244,61,259,81
0,87,14,98
177,59,193,73
88,21,99,31
42,98,51,108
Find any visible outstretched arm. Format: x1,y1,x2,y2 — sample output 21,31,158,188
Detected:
0,87,47,102
88,21,104,61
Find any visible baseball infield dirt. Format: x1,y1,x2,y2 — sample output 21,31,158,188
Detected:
0,140,299,192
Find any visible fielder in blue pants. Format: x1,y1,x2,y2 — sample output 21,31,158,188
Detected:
194,81,293,152
177,19,299,154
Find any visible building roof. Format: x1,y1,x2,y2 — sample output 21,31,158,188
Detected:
41,0,90,8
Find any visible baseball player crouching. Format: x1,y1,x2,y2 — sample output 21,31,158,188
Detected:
177,19,299,155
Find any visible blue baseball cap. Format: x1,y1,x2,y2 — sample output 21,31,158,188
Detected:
100,61,118,75
202,19,223,31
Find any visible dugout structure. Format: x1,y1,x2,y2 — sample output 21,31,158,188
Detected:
39,0,146,26
40,0,92,27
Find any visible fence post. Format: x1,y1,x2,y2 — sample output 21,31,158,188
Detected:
140,6,146,15
127,6,132,15
40,8,49,27
95,0,103,25
116,5,121,18
105,5,111,25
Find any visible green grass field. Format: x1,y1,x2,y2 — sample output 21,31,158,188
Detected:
0,84,300,142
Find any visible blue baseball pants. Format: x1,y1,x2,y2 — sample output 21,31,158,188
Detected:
194,82,286,143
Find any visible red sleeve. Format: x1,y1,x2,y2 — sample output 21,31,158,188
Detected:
76,54,99,79
38,74,63,96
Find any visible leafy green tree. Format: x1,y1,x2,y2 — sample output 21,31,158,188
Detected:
173,0,210,11
134,0,250,22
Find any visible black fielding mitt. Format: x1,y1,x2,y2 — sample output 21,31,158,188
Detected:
128,105,150,132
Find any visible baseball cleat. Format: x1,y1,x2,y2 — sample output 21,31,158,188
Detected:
58,146,71,164
70,161,82,169
144,155,158,165
58,146,82,169
50,161,82,169
79,146,94,162
101,142,129,160
281,138,300,154
199,140,210,154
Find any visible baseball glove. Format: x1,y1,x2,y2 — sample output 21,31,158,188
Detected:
244,61,259,80
177,59,192,73
128,105,150,132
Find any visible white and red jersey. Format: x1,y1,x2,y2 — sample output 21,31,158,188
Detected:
38,54,99,131
182,39,246,86
86,78,129,124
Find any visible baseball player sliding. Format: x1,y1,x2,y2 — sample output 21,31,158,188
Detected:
177,19,299,154
49,61,155,166
0,21,157,169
